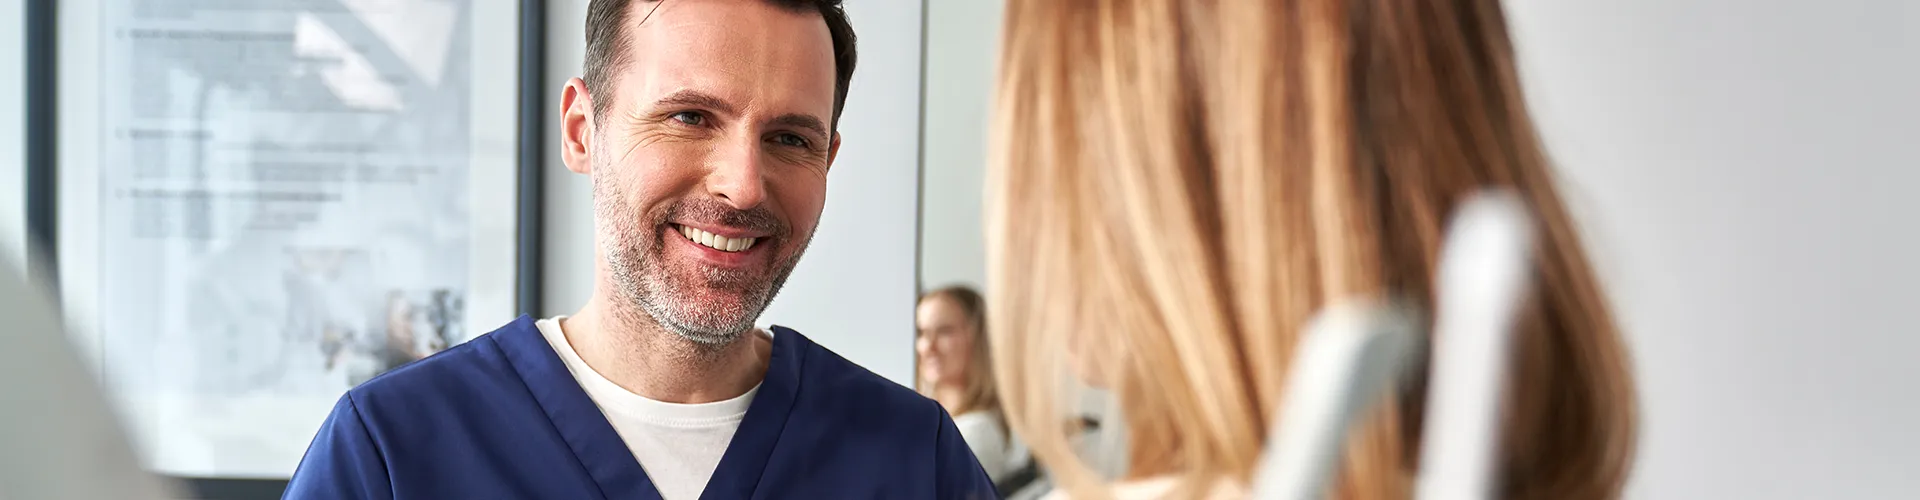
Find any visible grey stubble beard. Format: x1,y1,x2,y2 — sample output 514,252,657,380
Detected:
591,159,810,350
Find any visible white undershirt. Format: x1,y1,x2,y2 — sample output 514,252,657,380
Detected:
952,411,1013,482
536,317,759,500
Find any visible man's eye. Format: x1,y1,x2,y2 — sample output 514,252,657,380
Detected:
670,112,704,126
773,133,809,148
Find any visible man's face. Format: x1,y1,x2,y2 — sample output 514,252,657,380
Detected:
562,0,840,344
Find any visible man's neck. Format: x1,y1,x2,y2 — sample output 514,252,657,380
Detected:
562,294,771,404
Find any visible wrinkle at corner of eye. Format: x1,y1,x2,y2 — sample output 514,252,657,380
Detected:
617,134,652,162
623,119,680,149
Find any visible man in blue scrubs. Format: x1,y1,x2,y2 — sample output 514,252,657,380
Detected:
284,1,996,498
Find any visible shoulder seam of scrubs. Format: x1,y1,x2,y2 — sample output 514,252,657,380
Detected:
932,401,948,496
344,393,394,498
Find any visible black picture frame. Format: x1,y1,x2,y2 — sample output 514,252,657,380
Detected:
22,0,547,497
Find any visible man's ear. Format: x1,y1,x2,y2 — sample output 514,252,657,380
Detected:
826,131,842,171
560,77,594,175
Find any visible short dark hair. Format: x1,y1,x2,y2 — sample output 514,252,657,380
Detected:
582,0,858,130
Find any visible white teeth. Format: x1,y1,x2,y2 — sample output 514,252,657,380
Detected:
678,225,757,253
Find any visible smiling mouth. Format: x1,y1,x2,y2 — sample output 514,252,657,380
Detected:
674,224,760,253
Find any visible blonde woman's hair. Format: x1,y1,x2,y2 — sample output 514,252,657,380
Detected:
916,286,1003,419
986,1,1637,499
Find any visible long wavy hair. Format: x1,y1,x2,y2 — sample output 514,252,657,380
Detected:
986,1,1638,498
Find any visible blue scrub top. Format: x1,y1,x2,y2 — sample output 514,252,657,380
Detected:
284,316,996,499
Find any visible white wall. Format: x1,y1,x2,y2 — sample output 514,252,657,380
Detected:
541,0,594,322
917,0,1000,293
543,0,926,386
1506,1,1919,498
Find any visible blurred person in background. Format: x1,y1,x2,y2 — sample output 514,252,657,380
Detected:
917,285,1032,490
987,1,1638,499
284,0,995,498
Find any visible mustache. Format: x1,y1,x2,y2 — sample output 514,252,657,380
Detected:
657,198,789,238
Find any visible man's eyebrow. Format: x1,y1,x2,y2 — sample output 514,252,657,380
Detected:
770,113,830,141
652,89,736,116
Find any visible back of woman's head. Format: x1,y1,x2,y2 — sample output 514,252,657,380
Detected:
986,1,1636,498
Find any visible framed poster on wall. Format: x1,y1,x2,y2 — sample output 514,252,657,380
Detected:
26,0,547,497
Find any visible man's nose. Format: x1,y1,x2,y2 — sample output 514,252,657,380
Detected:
705,137,769,210
915,335,934,357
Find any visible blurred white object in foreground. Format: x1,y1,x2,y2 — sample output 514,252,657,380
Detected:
0,254,177,500
1415,191,1534,500
1253,191,1534,500
1249,301,1423,499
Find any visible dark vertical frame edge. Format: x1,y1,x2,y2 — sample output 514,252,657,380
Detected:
25,0,58,290
910,0,931,374
516,0,546,318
